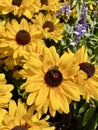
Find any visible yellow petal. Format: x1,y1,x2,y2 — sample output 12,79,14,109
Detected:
43,47,56,72
23,9,32,19
49,88,59,110
21,18,29,31
27,92,37,105
59,95,69,114
35,85,49,106
61,82,80,101
26,82,43,92
9,100,17,115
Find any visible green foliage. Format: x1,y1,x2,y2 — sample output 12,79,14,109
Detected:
82,107,96,126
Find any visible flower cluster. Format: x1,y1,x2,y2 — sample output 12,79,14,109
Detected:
71,4,89,46
0,0,97,130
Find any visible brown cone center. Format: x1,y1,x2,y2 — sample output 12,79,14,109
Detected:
11,126,27,130
41,0,48,6
16,30,31,45
12,0,22,7
44,66,63,87
43,21,55,32
59,0,64,2
79,62,95,78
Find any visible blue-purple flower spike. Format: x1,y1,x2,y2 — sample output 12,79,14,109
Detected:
71,4,88,46
56,4,71,18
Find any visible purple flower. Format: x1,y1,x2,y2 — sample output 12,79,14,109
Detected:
56,4,71,18
71,4,88,46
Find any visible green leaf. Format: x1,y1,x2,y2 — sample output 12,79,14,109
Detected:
86,1,96,6
94,99,98,107
71,0,77,8
94,114,98,129
95,47,98,55
79,102,89,114
84,114,97,130
82,107,96,126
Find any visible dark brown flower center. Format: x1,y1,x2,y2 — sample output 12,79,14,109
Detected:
59,0,64,2
41,0,48,6
43,21,55,32
79,62,95,78
11,126,27,130
16,30,31,45
44,66,63,87
12,0,22,7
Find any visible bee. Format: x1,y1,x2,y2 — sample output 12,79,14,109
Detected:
49,65,59,71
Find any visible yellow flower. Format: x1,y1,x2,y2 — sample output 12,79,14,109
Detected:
0,73,14,108
0,0,41,18
0,21,5,38
39,0,60,12
20,46,80,117
0,47,17,70
32,12,64,43
13,42,46,79
30,114,55,130
89,4,94,10
89,2,96,11
0,18,44,58
73,45,98,101
70,7,77,19
0,99,55,130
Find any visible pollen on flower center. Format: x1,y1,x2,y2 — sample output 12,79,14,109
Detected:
43,21,55,32
79,62,95,78
12,0,22,7
41,0,48,6
11,126,27,130
44,66,63,87
16,30,31,45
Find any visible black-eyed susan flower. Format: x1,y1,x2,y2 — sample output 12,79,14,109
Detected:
0,47,17,70
73,45,98,101
29,113,55,130
13,43,46,79
39,0,60,12
32,12,64,43
20,46,80,117
0,18,45,58
0,73,14,108
0,0,41,18
0,99,55,130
